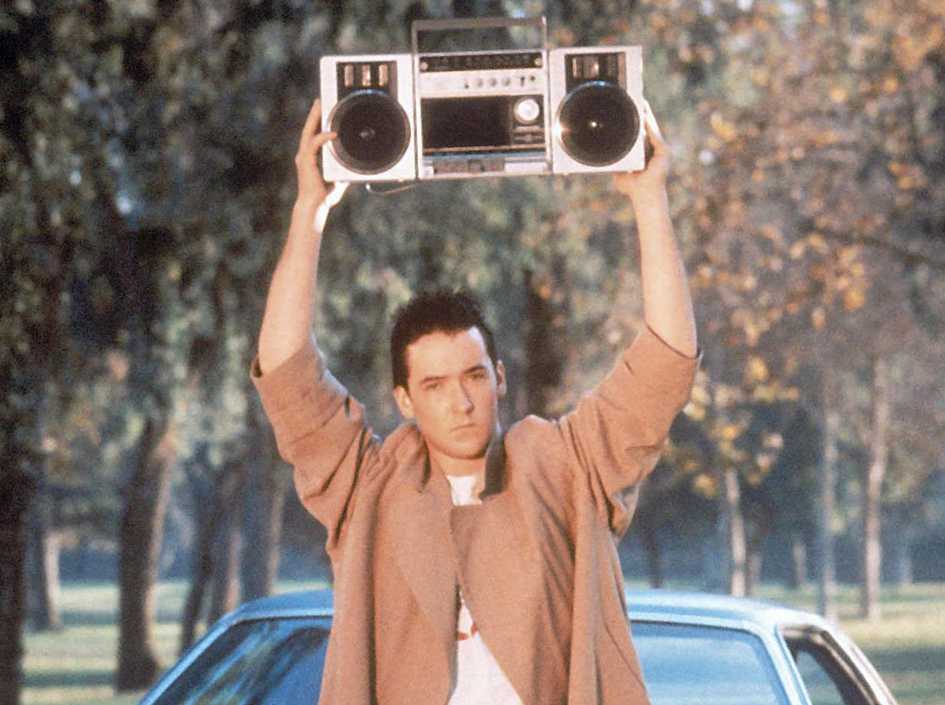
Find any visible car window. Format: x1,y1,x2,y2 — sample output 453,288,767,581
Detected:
151,617,330,705
785,631,876,705
794,648,850,705
633,621,790,705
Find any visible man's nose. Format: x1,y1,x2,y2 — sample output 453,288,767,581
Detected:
452,382,474,412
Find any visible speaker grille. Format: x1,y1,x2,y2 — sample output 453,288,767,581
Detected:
330,90,411,174
557,82,639,167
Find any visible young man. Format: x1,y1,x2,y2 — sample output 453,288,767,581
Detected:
253,99,698,705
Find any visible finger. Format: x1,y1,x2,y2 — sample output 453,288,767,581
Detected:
299,98,323,150
644,100,663,137
642,100,667,151
297,129,336,165
307,130,337,156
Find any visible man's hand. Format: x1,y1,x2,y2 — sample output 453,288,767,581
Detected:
613,100,670,205
295,98,338,208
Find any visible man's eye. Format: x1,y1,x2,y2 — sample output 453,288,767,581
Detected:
469,370,488,381
424,382,441,392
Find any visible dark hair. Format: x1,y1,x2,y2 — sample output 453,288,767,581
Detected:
390,289,498,389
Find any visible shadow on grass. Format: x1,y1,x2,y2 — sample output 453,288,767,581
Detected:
868,646,945,673
25,669,113,689
60,611,117,627
59,609,181,627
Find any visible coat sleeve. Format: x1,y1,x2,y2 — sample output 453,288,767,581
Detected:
558,325,699,537
251,339,377,556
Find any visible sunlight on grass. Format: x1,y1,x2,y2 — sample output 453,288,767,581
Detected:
23,583,182,705
22,579,944,705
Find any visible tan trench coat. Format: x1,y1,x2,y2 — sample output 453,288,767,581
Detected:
253,326,698,705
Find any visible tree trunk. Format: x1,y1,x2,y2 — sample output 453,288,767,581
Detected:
702,533,723,591
523,266,566,416
746,551,762,596
207,462,244,625
27,499,62,632
861,353,889,620
639,521,664,588
178,473,218,655
817,371,839,622
240,418,288,602
0,471,36,705
745,512,773,596
890,509,914,588
116,416,175,692
788,533,808,589
719,466,747,596
208,527,241,626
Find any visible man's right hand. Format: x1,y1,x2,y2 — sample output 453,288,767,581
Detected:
294,98,337,208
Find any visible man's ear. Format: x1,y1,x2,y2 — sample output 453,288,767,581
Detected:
393,385,415,419
495,360,507,399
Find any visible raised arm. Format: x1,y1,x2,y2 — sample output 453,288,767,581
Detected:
614,102,698,358
258,99,342,374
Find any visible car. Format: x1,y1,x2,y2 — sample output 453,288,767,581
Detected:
138,589,897,705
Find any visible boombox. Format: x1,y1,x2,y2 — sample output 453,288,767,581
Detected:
320,17,645,182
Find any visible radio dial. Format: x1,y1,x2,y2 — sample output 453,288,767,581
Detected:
514,97,541,124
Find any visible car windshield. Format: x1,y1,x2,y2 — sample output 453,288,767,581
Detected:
148,616,789,705
150,616,330,705
633,621,791,705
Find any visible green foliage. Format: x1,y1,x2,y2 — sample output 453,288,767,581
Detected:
2,0,944,626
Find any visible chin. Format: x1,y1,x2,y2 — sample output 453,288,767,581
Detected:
441,437,491,460
451,444,490,460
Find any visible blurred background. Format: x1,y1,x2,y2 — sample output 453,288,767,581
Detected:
2,1,944,704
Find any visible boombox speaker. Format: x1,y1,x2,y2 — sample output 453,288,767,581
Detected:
549,46,644,174
319,53,416,182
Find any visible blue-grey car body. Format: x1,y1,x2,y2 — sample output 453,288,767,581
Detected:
138,589,897,705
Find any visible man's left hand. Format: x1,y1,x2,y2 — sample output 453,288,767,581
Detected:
613,100,671,204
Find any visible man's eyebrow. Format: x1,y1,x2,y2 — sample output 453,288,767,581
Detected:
418,365,487,385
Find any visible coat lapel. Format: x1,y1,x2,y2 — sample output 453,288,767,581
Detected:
389,432,457,662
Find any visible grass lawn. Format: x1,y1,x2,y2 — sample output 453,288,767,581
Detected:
22,580,945,705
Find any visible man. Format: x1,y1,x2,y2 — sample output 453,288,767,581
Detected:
253,98,698,705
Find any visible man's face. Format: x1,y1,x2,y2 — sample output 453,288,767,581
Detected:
393,327,506,465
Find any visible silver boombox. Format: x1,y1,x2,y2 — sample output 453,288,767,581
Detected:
320,17,645,182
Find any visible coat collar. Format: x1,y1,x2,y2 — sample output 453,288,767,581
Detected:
392,423,508,499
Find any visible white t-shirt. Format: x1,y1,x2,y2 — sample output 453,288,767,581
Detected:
445,474,524,705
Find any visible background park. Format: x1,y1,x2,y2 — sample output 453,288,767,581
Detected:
2,1,944,704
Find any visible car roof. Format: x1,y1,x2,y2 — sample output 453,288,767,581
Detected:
232,587,831,633
626,589,833,632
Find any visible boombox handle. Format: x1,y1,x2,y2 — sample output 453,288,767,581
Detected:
411,16,548,54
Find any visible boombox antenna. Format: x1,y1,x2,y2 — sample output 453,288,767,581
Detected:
411,16,548,55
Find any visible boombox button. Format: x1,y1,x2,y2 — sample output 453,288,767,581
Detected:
469,159,483,173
